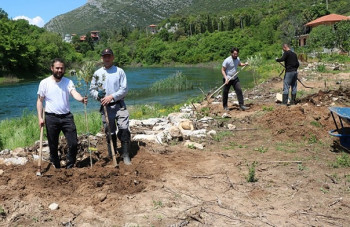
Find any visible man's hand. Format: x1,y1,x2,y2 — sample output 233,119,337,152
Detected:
101,95,114,106
81,96,88,105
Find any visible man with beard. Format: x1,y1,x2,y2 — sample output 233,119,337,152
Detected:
221,47,249,111
36,58,88,169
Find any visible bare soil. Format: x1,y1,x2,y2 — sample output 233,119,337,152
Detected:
1,69,350,227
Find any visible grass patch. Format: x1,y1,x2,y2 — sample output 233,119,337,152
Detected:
331,153,350,168
212,131,232,142
276,141,299,153
129,103,182,119
310,121,322,128
0,110,102,150
262,106,274,112
247,162,258,182
254,145,268,153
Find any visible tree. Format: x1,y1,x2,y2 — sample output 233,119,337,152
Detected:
334,20,350,53
308,25,335,49
0,8,8,19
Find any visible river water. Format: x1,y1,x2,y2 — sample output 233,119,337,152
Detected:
0,67,254,121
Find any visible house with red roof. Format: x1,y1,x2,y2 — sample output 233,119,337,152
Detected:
298,13,350,47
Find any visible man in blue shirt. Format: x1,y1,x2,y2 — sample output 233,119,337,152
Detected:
90,48,131,165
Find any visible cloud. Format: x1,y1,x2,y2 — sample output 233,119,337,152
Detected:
13,16,45,27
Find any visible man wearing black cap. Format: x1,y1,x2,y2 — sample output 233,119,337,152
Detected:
89,48,131,165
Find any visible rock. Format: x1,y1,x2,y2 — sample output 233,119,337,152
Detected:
207,130,217,137
184,141,204,150
49,203,59,210
95,132,105,138
0,169,4,175
12,147,26,157
133,134,157,142
0,149,11,155
276,93,282,103
141,118,165,126
129,119,142,127
179,120,194,131
211,102,221,105
227,124,236,130
168,112,191,125
168,126,182,138
95,193,107,202
0,157,28,165
156,131,172,144
198,117,214,123
182,129,207,138
222,113,230,118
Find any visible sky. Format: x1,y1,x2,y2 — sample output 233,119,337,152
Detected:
0,0,87,27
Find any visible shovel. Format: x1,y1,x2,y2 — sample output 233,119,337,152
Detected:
277,62,313,89
36,110,45,176
103,105,118,168
207,65,247,101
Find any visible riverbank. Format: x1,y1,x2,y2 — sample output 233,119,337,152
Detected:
0,62,350,226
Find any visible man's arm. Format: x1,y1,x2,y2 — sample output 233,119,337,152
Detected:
36,95,44,127
71,89,88,104
276,51,287,62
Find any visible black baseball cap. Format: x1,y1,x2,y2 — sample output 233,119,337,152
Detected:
101,48,114,56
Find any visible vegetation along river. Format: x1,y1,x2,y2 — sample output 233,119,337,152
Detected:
0,67,254,121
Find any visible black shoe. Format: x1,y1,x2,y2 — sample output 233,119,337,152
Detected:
239,105,249,111
223,106,229,111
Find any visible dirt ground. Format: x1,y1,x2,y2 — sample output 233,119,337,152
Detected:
1,67,350,227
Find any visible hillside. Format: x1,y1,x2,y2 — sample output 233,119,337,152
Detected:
44,0,268,35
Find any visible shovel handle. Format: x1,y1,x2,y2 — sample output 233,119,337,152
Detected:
103,105,118,167
208,65,247,100
37,110,45,172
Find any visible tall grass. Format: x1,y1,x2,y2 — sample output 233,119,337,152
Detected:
128,71,194,99
149,71,193,92
0,111,102,150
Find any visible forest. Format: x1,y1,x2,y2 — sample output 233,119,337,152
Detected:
0,0,349,79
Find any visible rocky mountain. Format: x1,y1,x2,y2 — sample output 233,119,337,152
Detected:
44,0,266,35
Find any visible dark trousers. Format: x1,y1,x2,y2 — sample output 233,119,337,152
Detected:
45,113,78,168
222,78,244,108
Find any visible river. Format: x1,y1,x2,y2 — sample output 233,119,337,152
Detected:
0,67,254,121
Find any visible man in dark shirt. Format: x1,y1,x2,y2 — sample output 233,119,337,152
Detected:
276,44,299,105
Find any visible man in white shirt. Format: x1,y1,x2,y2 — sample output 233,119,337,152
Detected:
37,58,87,169
221,47,248,111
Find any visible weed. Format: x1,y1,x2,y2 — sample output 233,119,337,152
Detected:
187,144,196,149
262,106,274,112
224,141,237,150
320,187,329,194
200,107,210,116
345,174,350,183
0,206,5,217
310,121,322,128
254,145,268,153
239,144,247,148
298,163,307,171
213,131,232,142
331,153,350,168
247,162,258,183
316,64,326,72
152,200,164,209
306,134,318,144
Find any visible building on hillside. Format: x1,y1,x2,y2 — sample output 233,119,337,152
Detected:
298,14,350,47
90,31,100,41
64,34,73,43
149,24,157,34
80,35,86,42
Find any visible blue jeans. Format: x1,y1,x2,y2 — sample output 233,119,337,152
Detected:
283,71,298,95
